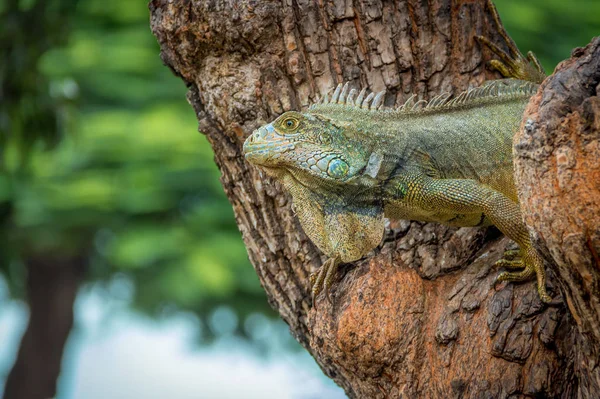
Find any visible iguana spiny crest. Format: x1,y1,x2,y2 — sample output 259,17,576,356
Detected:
244,79,537,187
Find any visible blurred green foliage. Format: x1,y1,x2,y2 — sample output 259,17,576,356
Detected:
0,0,77,167
495,0,600,74
0,0,272,338
0,0,598,338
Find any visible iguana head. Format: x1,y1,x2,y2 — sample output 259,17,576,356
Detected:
243,111,369,183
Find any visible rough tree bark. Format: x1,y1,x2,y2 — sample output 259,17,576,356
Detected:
514,38,600,396
150,1,598,397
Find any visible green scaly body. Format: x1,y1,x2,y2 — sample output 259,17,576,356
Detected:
243,77,551,304
309,82,527,224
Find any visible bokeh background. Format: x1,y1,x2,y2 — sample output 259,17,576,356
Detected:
0,0,597,398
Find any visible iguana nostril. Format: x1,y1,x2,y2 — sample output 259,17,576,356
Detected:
249,131,262,143
252,128,267,141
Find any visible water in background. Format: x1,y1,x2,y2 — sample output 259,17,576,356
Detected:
0,276,345,399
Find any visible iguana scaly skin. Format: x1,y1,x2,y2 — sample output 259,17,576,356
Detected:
243,14,552,304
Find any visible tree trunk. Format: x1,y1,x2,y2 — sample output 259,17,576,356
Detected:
3,256,84,399
514,37,600,396
149,1,598,397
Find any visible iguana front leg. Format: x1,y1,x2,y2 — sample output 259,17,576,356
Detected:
306,203,384,305
285,179,385,306
403,174,552,303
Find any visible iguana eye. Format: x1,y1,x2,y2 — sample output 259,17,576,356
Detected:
282,118,299,130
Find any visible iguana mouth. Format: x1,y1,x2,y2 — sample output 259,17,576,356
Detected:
243,126,295,164
243,143,296,164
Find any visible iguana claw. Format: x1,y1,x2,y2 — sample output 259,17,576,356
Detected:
494,248,553,304
310,257,340,306
494,249,522,269
502,249,520,261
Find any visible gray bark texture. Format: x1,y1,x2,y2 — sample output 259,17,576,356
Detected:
149,1,599,397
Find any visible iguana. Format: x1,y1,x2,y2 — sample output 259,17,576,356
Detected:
243,4,553,304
